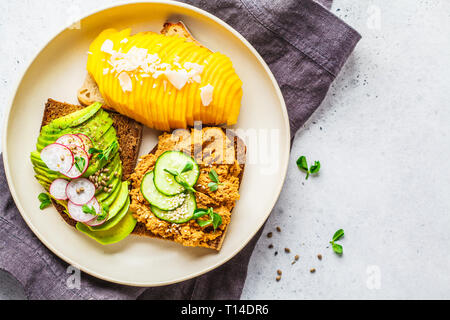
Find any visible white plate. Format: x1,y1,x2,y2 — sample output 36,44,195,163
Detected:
3,1,290,286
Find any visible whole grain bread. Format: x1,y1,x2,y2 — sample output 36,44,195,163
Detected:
40,99,143,228
131,128,246,251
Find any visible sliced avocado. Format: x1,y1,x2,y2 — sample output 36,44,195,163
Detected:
43,108,109,139
35,176,50,190
76,110,114,143
94,158,121,198
76,211,136,245
39,126,72,141
105,181,129,221
49,102,102,130
95,126,117,150
98,175,122,206
97,169,122,203
95,167,121,199
34,166,61,181
84,149,120,179
37,135,59,148
73,110,113,142
35,174,53,185
89,195,130,232
30,154,46,168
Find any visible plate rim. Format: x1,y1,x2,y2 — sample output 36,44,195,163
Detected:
2,0,291,287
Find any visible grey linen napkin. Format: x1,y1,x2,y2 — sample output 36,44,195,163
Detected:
0,0,360,299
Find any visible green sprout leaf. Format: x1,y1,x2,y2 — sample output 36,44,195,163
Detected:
177,176,196,193
208,182,219,192
193,209,209,219
296,156,308,172
211,212,223,231
208,169,221,192
195,207,222,231
164,168,179,177
197,219,212,227
332,229,344,242
332,243,343,255
88,147,102,155
310,161,321,175
181,162,194,174
164,168,196,193
38,193,51,210
330,229,345,255
296,155,321,180
96,204,109,221
82,204,97,216
74,156,86,173
208,169,220,183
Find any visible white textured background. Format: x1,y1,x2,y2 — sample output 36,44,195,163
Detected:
1,0,450,299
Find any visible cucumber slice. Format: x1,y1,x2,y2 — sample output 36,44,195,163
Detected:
153,151,199,196
151,192,197,224
141,171,187,211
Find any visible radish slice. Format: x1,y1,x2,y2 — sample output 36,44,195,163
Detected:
60,146,89,179
49,179,69,200
56,134,85,150
40,143,74,172
76,133,93,156
66,178,95,205
84,211,108,227
67,197,101,223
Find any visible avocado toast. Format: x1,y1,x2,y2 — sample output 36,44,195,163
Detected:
31,99,143,244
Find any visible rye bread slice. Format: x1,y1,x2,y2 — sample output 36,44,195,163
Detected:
131,128,246,251
40,99,143,228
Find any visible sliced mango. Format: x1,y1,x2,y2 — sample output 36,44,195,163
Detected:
87,28,243,130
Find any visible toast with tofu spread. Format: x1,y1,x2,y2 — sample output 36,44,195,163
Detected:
130,127,246,250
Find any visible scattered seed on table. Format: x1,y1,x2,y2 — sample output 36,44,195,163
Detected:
267,232,273,238
274,251,278,256
310,268,316,273
276,226,281,232
268,244,273,249
277,270,282,276
294,254,300,261
317,254,322,260
276,276,281,282
284,248,290,253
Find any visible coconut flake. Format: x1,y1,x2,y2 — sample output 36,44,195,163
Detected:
184,62,204,84
118,72,132,92
200,84,214,107
165,69,188,90
100,39,114,54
